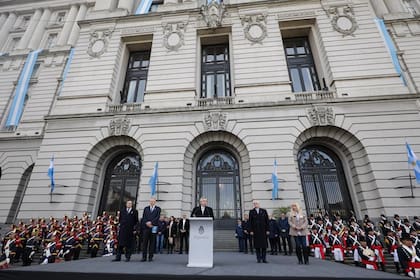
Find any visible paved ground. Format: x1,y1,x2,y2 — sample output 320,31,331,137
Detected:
4,252,406,279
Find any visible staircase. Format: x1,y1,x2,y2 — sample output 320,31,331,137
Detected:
315,249,402,276
214,229,238,252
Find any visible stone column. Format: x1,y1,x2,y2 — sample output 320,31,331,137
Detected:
0,12,17,50
118,0,134,13
0,13,7,27
384,0,405,13
57,4,79,46
28,8,52,49
68,3,88,46
17,9,42,50
370,0,389,17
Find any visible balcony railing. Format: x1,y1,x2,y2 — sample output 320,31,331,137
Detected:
294,91,336,102
197,96,235,107
107,103,142,113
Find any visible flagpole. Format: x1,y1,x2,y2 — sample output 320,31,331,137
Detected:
409,172,414,198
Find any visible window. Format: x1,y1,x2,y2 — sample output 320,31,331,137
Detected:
283,37,321,92
403,0,419,15
8,37,21,51
45,33,58,49
56,12,66,23
149,0,164,12
121,51,150,104
201,44,231,98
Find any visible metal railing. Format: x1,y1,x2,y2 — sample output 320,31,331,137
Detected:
107,103,142,113
294,91,336,102
197,96,235,107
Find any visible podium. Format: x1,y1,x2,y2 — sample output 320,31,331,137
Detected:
187,217,213,268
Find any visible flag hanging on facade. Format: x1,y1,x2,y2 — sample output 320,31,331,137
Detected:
374,18,406,85
135,0,153,15
149,162,158,196
406,142,420,184
272,159,279,200
48,155,55,193
6,49,43,128
57,47,75,96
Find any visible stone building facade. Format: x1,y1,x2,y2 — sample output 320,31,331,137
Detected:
0,0,419,226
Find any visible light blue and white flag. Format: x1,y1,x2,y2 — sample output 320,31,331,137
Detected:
207,0,221,3
406,142,420,184
375,18,406,85
48,155,55,193
149,162,158,196
5,49,42,128
135,0,153,15
272,159,279,200
57,47,75,96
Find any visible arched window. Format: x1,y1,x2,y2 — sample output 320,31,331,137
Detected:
196,150,241,227
98,153,141,216
298,146,354,219
6,164,34,224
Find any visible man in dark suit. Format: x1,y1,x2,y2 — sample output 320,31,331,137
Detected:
141,197,161,262
249,200,270,263
191,197,214,219
178,213,190,254
113,200,138,262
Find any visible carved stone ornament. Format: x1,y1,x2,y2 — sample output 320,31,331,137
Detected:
163,22,187,51
307,106,334,126
200,0,227,29
109,118,131,136
328,5,358,36
87,29,114,58
204,111,227,131
241,14,268,44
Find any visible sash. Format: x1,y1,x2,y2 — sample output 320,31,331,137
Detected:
361,258,378,270
371,245,386,265
313,244,325,259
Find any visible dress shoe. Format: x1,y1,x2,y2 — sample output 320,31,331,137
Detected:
263,260,268,263
148,258,153,262
125,258,130,262
112,258,121,262
141,258,147,262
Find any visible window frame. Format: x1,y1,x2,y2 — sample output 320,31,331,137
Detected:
283,36,321,93
200,43,231,99
121,50,151,104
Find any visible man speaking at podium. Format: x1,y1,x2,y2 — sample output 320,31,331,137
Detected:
191,197,214,219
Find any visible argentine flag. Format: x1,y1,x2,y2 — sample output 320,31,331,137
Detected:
272,159,279,200
48,156,55,193
149,162,158,196
406,143,420,184
135,0,153,15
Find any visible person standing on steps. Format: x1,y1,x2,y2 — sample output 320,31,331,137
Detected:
112,200,138,262
248,200,270,263
288,202,309,265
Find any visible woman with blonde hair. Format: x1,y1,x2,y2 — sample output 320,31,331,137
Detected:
288,202,309,264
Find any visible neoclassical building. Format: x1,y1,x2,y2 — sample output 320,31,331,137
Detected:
0,0,420,229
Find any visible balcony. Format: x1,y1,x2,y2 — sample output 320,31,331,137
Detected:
107,103,142,113
294,91,336,102
197,96,235,107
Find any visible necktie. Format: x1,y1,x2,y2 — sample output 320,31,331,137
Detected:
127,208,130,213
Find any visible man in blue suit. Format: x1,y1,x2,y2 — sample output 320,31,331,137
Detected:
141,197,161,262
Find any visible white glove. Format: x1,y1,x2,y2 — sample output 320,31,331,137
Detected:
408,271,414,278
